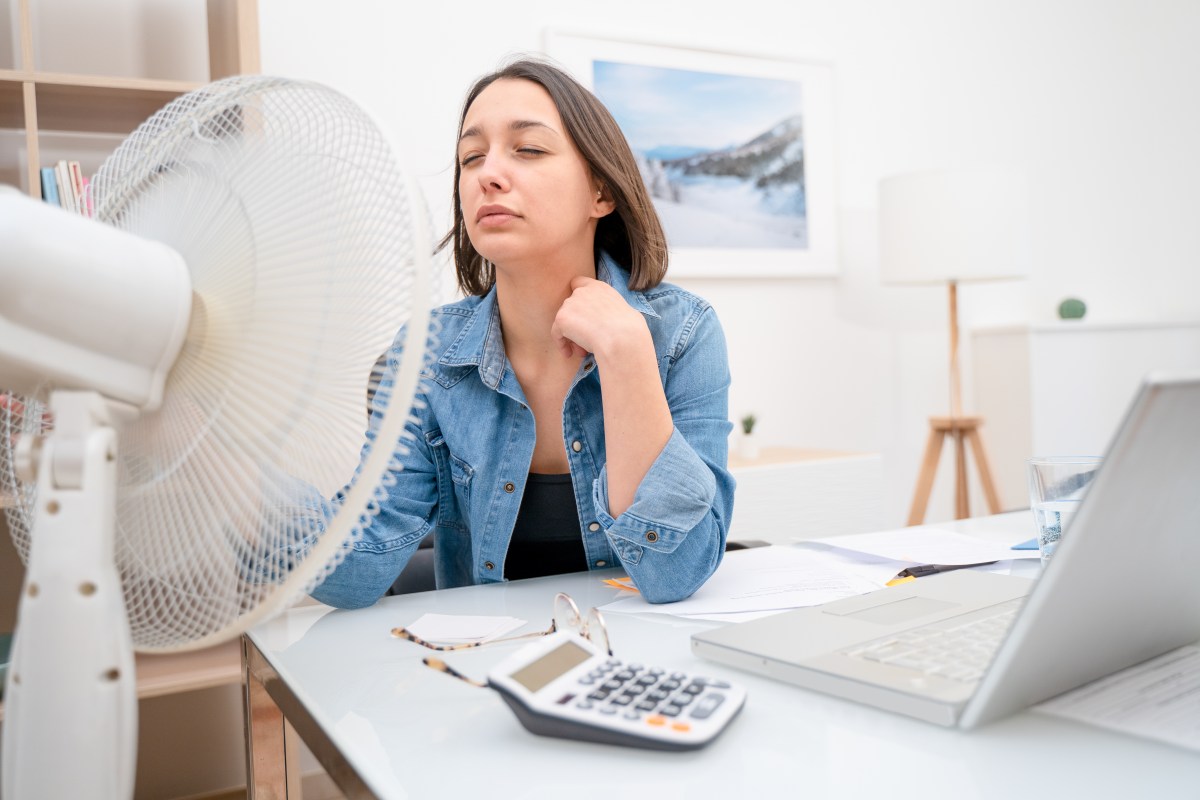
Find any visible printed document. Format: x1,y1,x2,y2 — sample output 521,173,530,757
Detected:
600,544,910,619
811,526,1041,565
1035,645,1200,753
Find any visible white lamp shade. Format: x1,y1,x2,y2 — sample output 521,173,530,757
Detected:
879,167,1031,285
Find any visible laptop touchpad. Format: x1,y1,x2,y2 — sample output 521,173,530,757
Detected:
827,595,958,625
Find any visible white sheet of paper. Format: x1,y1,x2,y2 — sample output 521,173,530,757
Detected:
811,526,1041,565
404,613,527,644
600,545,909,617
1035,645,1200,753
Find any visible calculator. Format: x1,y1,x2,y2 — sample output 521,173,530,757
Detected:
485,630,746,751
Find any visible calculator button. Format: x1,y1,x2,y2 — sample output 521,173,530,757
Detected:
623,685,646,696
629,663,644,671
599,705,618,715
588,690,609,701
648,668,665,676
646,715,667,726
660,680,681,691
647,690,670,702
671,722,691,733
576,700,594,710
578,676,595,686
690,693,726,720
623,710,641,720
670,672,686,681
659,705,683,717
615,670,635,681
635,675,657,686
636,700,658,711
610,695,634,706
672,693,695,706
602,679,622,691
681,683,704,695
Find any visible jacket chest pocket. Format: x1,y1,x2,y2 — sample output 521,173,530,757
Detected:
426,430,473,530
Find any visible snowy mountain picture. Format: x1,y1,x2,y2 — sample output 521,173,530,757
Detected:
595,60,808,250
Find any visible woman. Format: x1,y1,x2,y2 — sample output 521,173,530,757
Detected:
312,59,734,607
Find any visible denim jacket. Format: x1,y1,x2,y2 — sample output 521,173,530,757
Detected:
310,254,735,608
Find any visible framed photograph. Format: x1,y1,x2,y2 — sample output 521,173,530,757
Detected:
546,32,837,278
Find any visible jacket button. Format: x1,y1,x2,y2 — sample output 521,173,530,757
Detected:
504,482,515,493
595,560,606,567
484,561,495,571
583,362,594,372
645,530,659,543
571,441,582,452
588,522,600,532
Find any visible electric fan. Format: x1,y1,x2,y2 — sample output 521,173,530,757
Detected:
0,76,436,798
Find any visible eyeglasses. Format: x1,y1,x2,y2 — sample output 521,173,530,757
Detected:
391,592,611,687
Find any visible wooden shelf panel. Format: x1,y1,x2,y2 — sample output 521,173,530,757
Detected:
0,68,199,94
134,639,243,700
37,83,195,135
729,446,871,470
0,70,199,134
0,79,24,129
0,639,243,721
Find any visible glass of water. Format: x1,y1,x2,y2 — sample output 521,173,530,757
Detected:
1027,456,1103,563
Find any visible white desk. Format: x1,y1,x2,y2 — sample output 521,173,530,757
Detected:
243,514,1200,799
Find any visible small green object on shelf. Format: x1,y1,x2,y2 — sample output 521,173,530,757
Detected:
0,631,11,699
740,413,757,435
1058,298,1087,319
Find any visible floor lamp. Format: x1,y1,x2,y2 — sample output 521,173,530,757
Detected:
879,168,1030,524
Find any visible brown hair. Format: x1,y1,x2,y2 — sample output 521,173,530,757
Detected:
440,58,669,296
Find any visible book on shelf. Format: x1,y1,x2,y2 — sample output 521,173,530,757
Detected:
39,168,59,207
39,160,92,218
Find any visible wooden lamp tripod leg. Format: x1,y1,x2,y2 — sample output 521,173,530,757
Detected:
966,425,1003,515
907,422,947,526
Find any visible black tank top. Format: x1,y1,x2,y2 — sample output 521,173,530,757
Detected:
505,473,586,580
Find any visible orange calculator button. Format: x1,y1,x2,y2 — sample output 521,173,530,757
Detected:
671,722,691,733
646,715,666,726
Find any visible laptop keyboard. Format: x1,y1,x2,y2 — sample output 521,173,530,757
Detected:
842,598,1024,683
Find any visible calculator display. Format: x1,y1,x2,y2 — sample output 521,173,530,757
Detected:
508,639,592,693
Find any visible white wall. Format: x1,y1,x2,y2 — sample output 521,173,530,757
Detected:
256,0,1200,525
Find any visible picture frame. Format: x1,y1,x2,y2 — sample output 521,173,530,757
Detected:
545,32,837,279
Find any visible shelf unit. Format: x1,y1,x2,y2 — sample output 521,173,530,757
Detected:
0,639,243,722
0,0,260,726
0,0,259,196
727,446,886,544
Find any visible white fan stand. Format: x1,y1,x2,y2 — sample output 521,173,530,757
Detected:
2,188,191,798
3,391,138,798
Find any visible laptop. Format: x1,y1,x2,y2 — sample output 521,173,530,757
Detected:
692,371,1200,728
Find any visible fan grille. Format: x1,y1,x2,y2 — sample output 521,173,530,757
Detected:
4,76,437,651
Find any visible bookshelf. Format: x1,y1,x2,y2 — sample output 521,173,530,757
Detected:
0,0,260,197
0,0,260,742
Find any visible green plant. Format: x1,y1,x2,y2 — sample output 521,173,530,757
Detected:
740,413,757,435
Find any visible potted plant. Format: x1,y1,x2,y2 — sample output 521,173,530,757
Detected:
737,413,760,460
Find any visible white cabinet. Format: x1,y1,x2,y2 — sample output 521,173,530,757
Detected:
971,321,1200,510
727,447,885,545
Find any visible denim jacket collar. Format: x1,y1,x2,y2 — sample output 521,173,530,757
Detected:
437,252,660,390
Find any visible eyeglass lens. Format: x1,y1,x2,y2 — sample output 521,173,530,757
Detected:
551,593,611,656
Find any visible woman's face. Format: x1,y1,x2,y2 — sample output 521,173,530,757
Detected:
457,78,612,271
